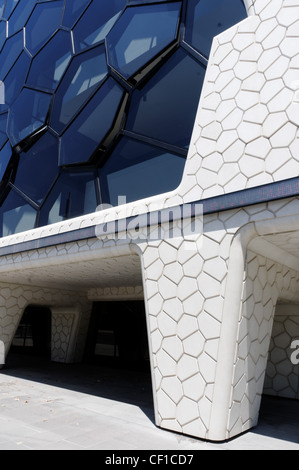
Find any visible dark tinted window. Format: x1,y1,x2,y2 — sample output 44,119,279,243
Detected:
1,51,30,112
62,0,91,28
39,170,98,226
126,49,206,148
27,30,72,91
14,132,58,203
107,2,181,79
50,45,108,134
7,88,52,146
0,140,12,180
0,30,23,80
0,189,37,237
25,1,64,55
0,114,8,149
185,0,247,58
73,0,126,51
8,0,36,36
60,77,124,165
100,137,186,206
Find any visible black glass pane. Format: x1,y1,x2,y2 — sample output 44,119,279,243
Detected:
50,45,108,134
7,88,52,146
0,30,23,80
100,137,186,206
0,113,8,148
14,132,58,203
0,140,11,180
3,0,19,19
185,0,247,58
27,30,72,91
25,0,64,55
126,49,206,148
73,0,126,51
60,77,124,165
38,170,98,226
62,0,91,28
107,2,181,79
0,51,30,112
8,0,36,36
0,189,37,237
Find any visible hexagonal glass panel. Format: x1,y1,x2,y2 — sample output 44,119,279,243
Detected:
7,88,52,146
107,2,181,79
14,131,59,203
38,170,98,226
27,30,72,91
50,44,108,134
0,140,12,181
126,48,206,148
0,188,37,236
7,0,36,36
0,21,7,50
62,0,91,28
73,0,126,52
60,77,125,165
0,30,23,81
0,51,30,112
100,137,186,206
25,0,64,55
185,0,247,58
3,0,19,19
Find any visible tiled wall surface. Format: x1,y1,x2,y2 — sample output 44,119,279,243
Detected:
0,0,299,441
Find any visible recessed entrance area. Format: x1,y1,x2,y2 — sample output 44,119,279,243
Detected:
84,301,150,372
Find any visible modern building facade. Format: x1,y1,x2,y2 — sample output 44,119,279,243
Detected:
0,0,299,442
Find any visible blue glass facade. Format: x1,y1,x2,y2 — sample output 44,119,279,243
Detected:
0,0,247,236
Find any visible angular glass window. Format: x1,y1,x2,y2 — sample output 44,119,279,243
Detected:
0,114,8,149
0,189,37,237
7,88,52,146
62,0,91,28
25,0,64,55
13,132,58,204
0,30,23,80
0,140,12,181
107,2,181,79
38,170,98,227
100,137,186,207
185,0,247,58
7,0,36,36
0,51,30,112
73,0,126,52
3,0,19,19
50,45,108,134
60,77,125,165
27,30,72,91
126,49,206,148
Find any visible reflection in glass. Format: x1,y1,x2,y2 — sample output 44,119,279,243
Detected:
62,0,91,28
0,189,37,237
51,45,107,134
185,0,247,58
126,49,205,148
38,170,98,226
14,132,58,203
0,21,7,51
3,0,19,19
27,30,72,91
7,88,52,146
100,137,186,206
8,0,36,37
107,2,181,79
0,114,8,149
0,30,23,80
25,0,64,55
60,77,124,165
73,0,126,51
0,52,30,112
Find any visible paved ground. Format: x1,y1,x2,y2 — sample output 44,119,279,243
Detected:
0,354,298,450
